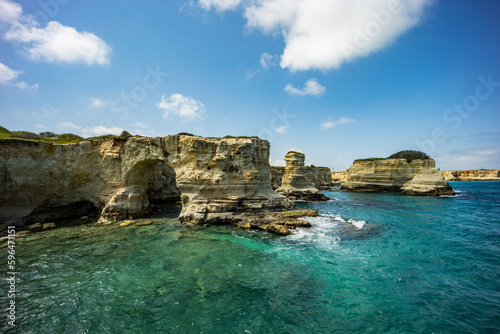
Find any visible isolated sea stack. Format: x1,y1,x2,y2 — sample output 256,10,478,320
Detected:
341,150,454,196
276,151,328,201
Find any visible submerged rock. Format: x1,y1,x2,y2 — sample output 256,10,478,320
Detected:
276,152,328,201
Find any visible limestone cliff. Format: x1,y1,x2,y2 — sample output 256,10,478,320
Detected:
0,135,300,232
276,152,328,201
341,158,454,196
304,166,333,190
271,165,332,190
331,170,349,184
439,170,500,181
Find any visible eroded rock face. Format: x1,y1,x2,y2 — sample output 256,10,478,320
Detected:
276,152,328,201
402,168,455,196
271,165,332,190
439,170,500,181
0,135,295,231
341,158,454,196
304,166,332,190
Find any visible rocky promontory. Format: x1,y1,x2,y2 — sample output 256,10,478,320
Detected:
276,152,328,201
439,169,500,181
341,151,454,196
0,135,322,234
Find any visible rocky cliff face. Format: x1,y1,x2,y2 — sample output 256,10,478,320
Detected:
331,170,348,184
0,135,296,232
439,170,500,181
304,166,332,190
341,158,454,196
276,152,328,201
271,166,332,190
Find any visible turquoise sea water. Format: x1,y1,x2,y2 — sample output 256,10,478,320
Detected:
2,181,499,333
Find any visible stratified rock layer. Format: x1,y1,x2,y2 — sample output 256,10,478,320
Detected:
341,158,454,196
276,152,328,201
271,165,333,190
439,170,500,181
0,135,296,231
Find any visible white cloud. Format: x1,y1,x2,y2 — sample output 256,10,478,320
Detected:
132,122,149,129
0,62,22,85
435,147,500,170
0,0,22,24
14,81,38,91
274,125,290,134
1,0,111,65
284,78,325,96
336,155,343,161
245,52,279,79
260,52,278,69
201,0,433,71
57,121,123,137
320,116,355,130
0,61,38,90
199,0,243,11
156,93,206,122
89,97,108,108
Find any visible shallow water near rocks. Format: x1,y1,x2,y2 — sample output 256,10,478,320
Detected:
1,181,499,333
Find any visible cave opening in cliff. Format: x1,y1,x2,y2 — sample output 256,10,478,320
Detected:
128,160,181,214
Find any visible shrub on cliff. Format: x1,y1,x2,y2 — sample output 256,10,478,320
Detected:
11,131,41,140
388,150,430,162
39,131,58,138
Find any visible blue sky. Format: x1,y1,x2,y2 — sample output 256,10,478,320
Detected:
0,0,499,170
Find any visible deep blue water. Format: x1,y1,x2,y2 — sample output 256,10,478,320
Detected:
1,181,499,333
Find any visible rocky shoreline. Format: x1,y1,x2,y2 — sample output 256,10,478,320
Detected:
439,170,500,181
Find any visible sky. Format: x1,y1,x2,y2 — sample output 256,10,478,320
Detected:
0,0,499,171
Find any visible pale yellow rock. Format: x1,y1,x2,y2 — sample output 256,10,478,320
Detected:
0,135,293,230
276,152,328,201
402,168,455,196
119,221,136,227
27,223,42,230
342,158,454,196
439,169,500,181
42,223,56,229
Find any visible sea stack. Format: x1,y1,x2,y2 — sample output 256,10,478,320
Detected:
341,150,454,196
276,151,329,201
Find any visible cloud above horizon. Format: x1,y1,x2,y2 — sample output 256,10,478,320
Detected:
199,0,433,71
285,78,325,96
0,0,111,65
157,93,206,122
0,61,38,90
58,121,123,137
320,116,355,130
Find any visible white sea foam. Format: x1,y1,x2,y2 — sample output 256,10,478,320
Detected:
348,219,366,229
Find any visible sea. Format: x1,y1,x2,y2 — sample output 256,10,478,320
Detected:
2,181,499,333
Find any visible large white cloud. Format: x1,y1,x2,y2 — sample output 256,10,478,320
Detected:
0,0,111,65
201,0,433,71
157,93,206,121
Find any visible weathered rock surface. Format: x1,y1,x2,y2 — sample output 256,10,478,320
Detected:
0,135,296,232
276,152,328,201
271,165,333,190
304,166,333,190
439,170,500,181
402,169,455,196
341,158,454,196
331,170,349,185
